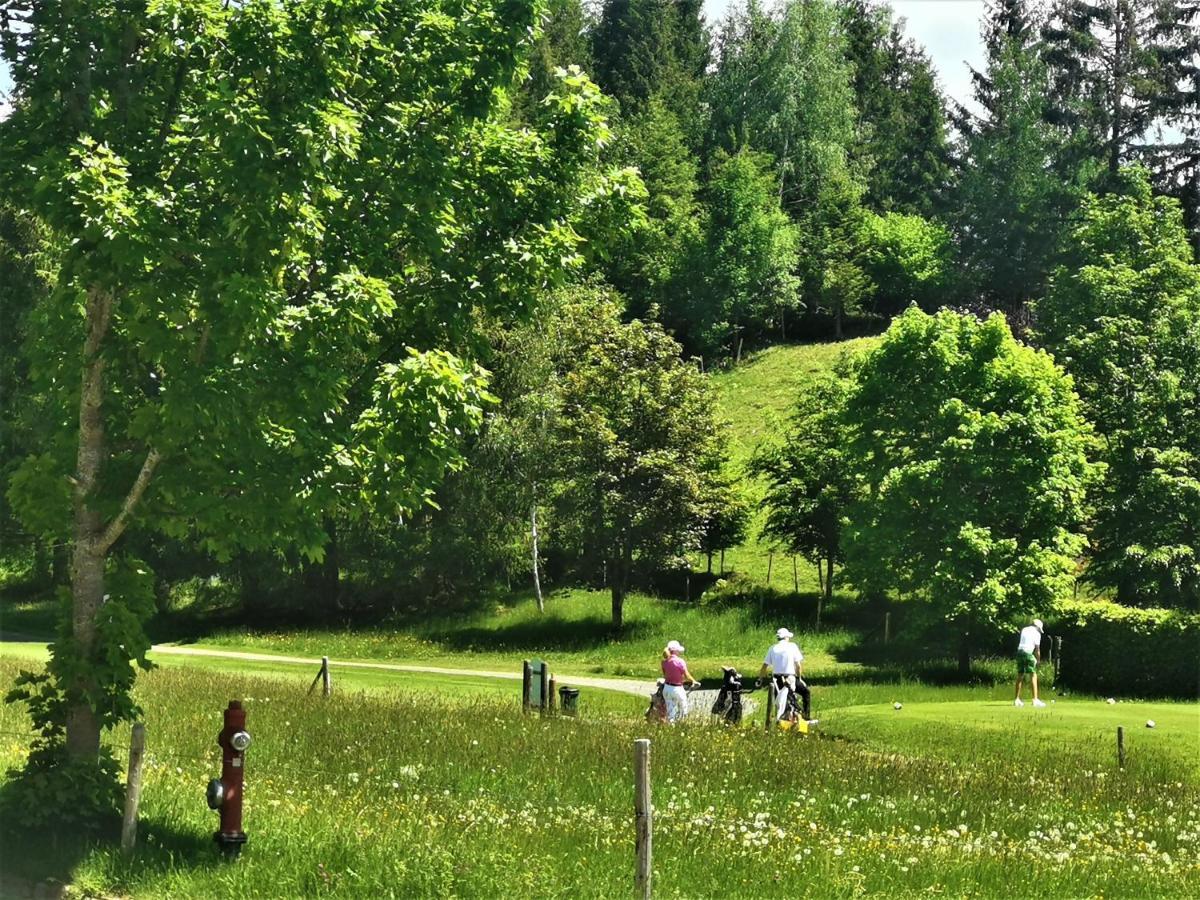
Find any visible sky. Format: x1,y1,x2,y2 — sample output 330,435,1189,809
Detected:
0,1,986,122
703,0,987,112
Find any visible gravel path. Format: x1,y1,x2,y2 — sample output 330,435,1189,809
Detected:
153,644,659,698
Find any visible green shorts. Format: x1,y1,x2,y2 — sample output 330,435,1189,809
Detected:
1016,650,1038,675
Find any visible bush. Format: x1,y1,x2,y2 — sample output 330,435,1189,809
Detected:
1051,600,1200,698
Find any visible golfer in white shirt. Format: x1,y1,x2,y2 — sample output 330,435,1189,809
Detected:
1014,619,1046,707
758,628,811,722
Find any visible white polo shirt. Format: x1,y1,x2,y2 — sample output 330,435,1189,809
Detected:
764,640,803,675
1017,625,1042,654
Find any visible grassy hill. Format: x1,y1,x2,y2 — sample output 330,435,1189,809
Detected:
705,338,879,589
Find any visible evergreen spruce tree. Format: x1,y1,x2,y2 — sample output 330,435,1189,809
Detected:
954,0,1075,316
840,0,952,217
1042,0,1200,180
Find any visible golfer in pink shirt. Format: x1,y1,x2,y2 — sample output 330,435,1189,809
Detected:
661,640,700,723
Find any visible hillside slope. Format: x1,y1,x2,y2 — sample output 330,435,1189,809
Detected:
706,338,879,588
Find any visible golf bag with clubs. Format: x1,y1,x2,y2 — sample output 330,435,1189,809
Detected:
710,666,745,725
645,679,668,723
761,674,811,723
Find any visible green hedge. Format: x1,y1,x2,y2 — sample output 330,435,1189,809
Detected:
1051,600,1200,698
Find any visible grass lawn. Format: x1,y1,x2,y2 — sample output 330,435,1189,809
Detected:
707,339,878,587
180,588,870,682
0,657,1195,899
0,639,648,719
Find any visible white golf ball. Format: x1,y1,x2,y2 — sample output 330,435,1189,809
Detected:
893,702,903,710
1146,720,1156,729
1106,697,1116,704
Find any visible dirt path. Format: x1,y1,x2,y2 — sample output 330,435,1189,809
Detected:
152,644,658,697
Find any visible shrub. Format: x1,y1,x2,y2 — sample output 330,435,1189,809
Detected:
1051,600,1200,698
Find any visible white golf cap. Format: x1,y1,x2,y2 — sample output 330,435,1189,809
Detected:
776,627,793,640
666,639,685,653
1033,619,1044,632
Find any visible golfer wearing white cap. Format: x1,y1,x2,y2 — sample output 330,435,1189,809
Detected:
758,628,811,722
661,640,699,723
1014,619,1046,707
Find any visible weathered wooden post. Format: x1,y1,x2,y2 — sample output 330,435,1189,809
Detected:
522,659,532,712
120,723,146,853
634,739,652,900
548,674,557,715
308,656,332,697
764,681,776,732
1117,726,1126,769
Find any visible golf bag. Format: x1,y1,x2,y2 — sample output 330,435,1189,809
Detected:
772,673,811,722
710,666,745,725
645,679,668,723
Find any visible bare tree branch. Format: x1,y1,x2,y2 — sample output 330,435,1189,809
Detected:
97,447,162,553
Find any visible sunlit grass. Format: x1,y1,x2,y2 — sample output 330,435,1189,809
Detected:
707,339,879,586
0,658,1196,898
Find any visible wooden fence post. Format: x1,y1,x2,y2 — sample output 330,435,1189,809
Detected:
121,723,146,854
308,656,332,697
634,739,652,900
764,682,776,732
522,659,532,712
1117,727,1125,769
548,675,557,715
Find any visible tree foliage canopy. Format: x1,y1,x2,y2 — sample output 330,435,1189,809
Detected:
0,0,630,765
842,308,1095,663
1036,168,1200,609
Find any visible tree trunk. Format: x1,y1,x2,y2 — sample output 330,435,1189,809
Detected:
32,538,51,587
706,551,713,574
531,502,543,613
819,556,833,630
1109,5,1125,177
323,517,340,610
609,543,632,630
67,287,114,761
66,537,105,759
958,631,971,677
610,579,624,631
834,297,844,340
52,541,70,586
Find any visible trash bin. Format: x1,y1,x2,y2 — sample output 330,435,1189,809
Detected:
559,686,580,717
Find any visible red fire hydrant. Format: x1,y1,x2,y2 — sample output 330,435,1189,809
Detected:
206,700,251,857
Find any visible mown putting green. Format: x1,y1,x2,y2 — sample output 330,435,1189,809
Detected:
827,698,1200,781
